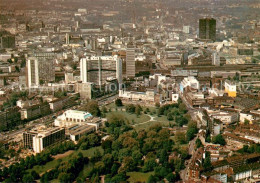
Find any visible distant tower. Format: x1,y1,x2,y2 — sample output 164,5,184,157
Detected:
27,55,55,88
54,25,58,32
212,52,220,66
183,26,190,34
126,47,135,78
27,59,39,88
41,21,45,28
65,33,70,44
80,58,88,83
116,58,122,88
199,18,216,42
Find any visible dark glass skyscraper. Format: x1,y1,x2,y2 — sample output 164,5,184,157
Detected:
199,18,216,41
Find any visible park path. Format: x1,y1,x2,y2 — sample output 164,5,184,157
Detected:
132,114,155,127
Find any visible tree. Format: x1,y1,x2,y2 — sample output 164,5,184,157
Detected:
31,170,39,180
244,119,250,125
83,100,101,117
166,173,177,182
102,154,113,169
142,158,157,172
155,102,160,108
119,156,135,172
111,173,127,182
126,104,136,113
22,174,34,183
94,161,105,174
58,172,72,183
186,128,197,141
92,149,102,162
212,134,226,146
101,139,112,153
15,66,20,72
20,59,26,68
132,150,143,166
14,57,18,63
159,149,168,164
203,151,212,171
242,145,249,153
174,132,186,144
111,163,120,176
135,105,142,116
101,106,107,113
147,175,159,183
167,113,173,121
115,98,123,107
175,116,188,127
195,138,203,149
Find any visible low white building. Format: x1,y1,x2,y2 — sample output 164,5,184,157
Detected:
119,89,155,102
180,76,199,92
224,80,236,97
172,93,179,103
207,109,239,125
233,168,252,181
239,113,254,124
54,110,101,130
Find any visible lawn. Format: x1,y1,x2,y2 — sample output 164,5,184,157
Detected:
105,104,173,131
127,171,154,182
27,146,103,175
78,146,104,158
29,159,61,175
106,111,150,125
133,120,171,131
77,163,94,180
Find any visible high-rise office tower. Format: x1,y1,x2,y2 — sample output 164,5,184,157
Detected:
65,33,70,44
116,58,122,87
183,26,190,34
80,55,121,85
27,53,55,87
126,47,135,78
212,52,220,66
80,58,88,83
199,18,216,42
0,35,15,49
27,58,39,87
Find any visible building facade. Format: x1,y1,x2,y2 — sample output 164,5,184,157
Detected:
23,127,65,153
80,55,121,85
126,48,135,78
199,18,216,42
27,55,55,87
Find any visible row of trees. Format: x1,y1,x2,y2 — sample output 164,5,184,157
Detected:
125,104,143,116
238,144,260,154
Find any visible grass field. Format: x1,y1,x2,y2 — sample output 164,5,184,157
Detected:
105,104,172,130
106,111,150,125
127,171,154,182
28,146,103,175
